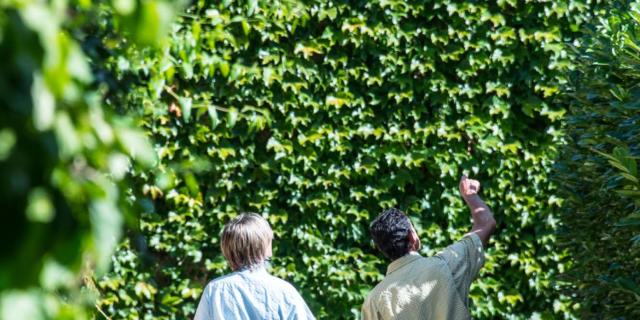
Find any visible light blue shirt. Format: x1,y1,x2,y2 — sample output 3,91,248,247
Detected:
194,265,315,320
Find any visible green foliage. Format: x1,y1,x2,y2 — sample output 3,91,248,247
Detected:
94,1,605,319
554,1,640,318
0,0,179,319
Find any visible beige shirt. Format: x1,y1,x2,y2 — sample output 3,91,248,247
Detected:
362,234,485,320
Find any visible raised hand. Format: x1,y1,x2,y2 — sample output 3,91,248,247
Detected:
459,175,481,199
458,174,495,247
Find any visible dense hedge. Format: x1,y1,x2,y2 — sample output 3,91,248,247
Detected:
554,1,640,318
96,1,601,319
0,1,177,319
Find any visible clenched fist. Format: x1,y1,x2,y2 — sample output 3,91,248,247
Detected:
459,175,481,199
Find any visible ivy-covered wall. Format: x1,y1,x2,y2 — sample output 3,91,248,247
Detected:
96,0,601,319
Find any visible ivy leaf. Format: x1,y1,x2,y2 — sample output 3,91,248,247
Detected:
226,107,239,128
247,0,258,16
219,61,230,77
208,105,220,129
179,97,192,122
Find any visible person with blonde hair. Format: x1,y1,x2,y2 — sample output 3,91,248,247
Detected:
194,213,314,320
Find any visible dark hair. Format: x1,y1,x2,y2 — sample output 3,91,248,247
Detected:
369,208,413,260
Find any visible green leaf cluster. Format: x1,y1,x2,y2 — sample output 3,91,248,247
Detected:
0,1,179,319
94,1,606,319
554,1,640,317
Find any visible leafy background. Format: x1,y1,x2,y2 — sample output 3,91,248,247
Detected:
3,0,639,320
0,0,178,318
94,0,599,319
554,1,640,317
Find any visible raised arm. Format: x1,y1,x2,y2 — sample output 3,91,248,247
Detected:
459,175,496,247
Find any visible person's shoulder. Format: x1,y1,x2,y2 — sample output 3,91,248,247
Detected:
436,234,483,258
362,287,376,309
265,273,302,294
205,272,241,291
365,274,395,302
397,255,450,282
423,255,453,276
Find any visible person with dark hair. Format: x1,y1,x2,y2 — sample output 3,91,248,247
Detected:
362,175,496,320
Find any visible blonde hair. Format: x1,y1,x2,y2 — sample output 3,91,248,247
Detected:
221,213,273,271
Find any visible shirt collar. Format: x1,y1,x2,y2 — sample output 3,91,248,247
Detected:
237,261,270,273
386,251,422,276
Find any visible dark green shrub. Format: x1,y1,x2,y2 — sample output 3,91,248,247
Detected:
96,0,602,319
0,1,178,318
554,2,640,318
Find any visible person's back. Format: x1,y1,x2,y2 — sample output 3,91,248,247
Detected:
362,175,495,320
194,213,314,320
196,264,313,319
363,235,484,319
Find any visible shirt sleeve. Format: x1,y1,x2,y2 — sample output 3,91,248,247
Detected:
361,296,377,320
288,295,315,320
193,285,211,320
435,233,485,306
284,284,315,320
295,298,315,320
